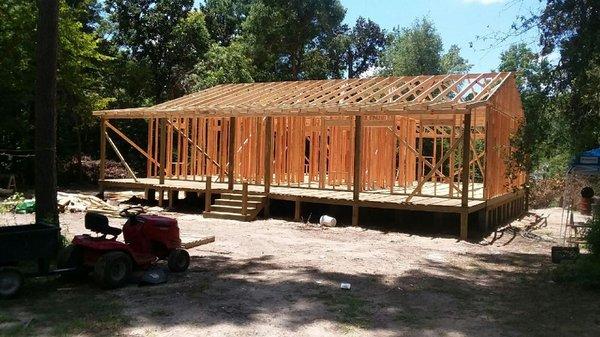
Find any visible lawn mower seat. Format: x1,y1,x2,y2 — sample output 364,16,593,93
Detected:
85,212,122,237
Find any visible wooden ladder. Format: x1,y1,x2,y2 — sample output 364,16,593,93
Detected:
203,184,266,221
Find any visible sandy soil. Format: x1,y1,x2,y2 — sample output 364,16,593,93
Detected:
1,203,599,337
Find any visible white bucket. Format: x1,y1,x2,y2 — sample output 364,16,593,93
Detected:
319,215,337,227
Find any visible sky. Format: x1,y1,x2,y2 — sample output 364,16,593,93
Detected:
341,0,545,72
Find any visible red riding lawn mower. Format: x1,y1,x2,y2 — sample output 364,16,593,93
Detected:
60,206,190,288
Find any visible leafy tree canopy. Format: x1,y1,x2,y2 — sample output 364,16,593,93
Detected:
241,0,346,80
104,0,211,101
185,42,254,91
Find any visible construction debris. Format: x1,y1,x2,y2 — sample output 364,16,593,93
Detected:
57,192,163,217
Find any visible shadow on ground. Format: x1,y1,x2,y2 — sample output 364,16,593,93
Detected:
3,250,600,336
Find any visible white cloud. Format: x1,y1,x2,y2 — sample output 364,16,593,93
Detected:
462,0,505,5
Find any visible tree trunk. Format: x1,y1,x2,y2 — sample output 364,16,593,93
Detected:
34,0,59,226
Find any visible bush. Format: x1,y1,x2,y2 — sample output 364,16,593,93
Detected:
58,156,131,185
586,217,600,257
553,256,600,289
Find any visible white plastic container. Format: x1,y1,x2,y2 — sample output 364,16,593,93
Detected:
319,215,337,227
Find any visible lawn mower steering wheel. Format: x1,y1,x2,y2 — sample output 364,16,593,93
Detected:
119,206,145,218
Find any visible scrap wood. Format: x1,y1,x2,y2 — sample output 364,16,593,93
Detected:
182,235,215,249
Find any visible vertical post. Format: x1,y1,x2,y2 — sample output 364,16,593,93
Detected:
159,118,167,185
228,116,236,190
205,175,212,212
99,117,106,180
352,115,363,226
242,180,249,216
294,200,301,221
460,112,472,240
319,117,327,189
263,116,273,217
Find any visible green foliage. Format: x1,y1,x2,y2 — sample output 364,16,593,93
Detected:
499,43,570,177
185,42,254,91
104,0,211,101
553,256,600,290
380,18,470,76
345,17,386,78
241,0,346,80
536,0,600,152
0,0,111,180
202,0,252,46
440,44,472,74
586,217,600,258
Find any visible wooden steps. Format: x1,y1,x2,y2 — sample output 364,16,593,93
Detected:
203,192,266,221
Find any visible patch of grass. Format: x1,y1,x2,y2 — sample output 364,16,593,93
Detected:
553,255,600,289
315,290,372,329
0,313,18,324
395,311,424,326
149,309,172,318
187,278,211,298
0,278,129,337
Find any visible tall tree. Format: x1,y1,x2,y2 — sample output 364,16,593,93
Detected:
380,18,471,76
35,0,59,225
242,0,346,80
345,17,386,78
535,0,600,151
185,42,254,91
202,0,251,46
498,43,567,176
441,44,472,74
380,18,443,76
105,0,211,102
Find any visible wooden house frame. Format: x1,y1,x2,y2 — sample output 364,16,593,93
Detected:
94,72,527,239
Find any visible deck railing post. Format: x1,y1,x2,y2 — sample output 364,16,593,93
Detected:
205,175,212,212
460,112,472,240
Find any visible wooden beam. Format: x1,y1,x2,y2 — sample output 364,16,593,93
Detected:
205,176,212,212
99,117,106,180
459,112,472,241
105,132,138,182
263,116,273,217
105,120,159,166
228,117,236,190
159,118,167,184
461,113,472,207
352,115,363,226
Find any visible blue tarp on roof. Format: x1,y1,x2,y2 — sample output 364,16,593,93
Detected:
570,147,600,175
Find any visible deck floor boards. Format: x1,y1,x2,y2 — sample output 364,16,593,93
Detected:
101,178,487,213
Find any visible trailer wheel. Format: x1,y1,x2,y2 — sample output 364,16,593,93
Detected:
0,268,23,299
93,252,132,289
168,249,190,272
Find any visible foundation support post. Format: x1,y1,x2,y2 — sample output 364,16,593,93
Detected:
228,117,236,190
460,112,472,240
205,176,212,212
263,116,273,217
159,118,167,185
352,115,363,227
294,200,301,222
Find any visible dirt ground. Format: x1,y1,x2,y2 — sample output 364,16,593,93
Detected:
1,196,600,337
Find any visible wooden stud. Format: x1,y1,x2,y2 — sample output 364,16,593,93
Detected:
159,118,167,185
99,117,107,180
228,117,236,190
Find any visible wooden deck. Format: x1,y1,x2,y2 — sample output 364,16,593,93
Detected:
100,178,487,213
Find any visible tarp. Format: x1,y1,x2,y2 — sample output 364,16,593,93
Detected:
569,147,600,175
